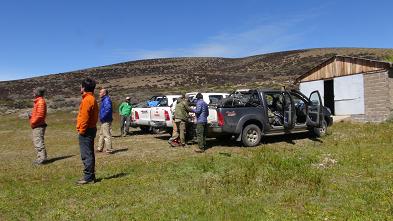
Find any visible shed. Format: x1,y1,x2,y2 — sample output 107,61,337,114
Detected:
295,55,393,122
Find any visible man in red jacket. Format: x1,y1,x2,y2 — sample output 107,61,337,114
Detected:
29,87,48,165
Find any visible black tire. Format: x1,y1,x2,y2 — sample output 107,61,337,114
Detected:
313,120,327,137
165,128,173,136
151,128,161,134
140,126,151,133
241,124,262,147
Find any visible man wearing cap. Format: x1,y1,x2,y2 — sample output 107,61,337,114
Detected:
192,93,209,153
119,96,132,136
29,87,48,165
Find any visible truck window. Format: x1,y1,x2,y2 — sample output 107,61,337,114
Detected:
209,95,223,104
158,98,168,107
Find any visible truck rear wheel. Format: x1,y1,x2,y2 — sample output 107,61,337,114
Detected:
140,126,151,133
242,124,262,147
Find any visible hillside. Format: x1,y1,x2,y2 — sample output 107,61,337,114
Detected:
1,48,392,111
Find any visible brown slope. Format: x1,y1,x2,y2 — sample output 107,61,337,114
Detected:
1,47,392,110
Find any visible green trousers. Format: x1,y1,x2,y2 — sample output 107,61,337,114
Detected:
196,123,208,150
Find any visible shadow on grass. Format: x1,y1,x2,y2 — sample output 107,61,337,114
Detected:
156,131,323,149
95,172,128,182
206,137,240,148
113,130,152,137
43,155,75,164
112,148,128,154
209,132,323,148
153,134,172,141
262,133,323,145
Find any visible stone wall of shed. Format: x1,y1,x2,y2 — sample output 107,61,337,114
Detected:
389,70,393,120
362,71,391,122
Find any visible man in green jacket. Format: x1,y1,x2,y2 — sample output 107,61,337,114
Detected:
119,96,132,136
173,95,193,146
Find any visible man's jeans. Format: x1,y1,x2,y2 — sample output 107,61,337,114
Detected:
79,128,97,181
120,115,130,135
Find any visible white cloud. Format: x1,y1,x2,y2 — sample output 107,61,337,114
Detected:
113,15,314,60
0,71,30,81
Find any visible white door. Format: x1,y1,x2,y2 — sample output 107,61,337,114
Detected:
299,80,325,105
334,74,364,115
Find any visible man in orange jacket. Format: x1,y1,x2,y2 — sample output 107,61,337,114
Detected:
76,78,99,185
29,87,48,165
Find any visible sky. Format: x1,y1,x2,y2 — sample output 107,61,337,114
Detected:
0,0,392,81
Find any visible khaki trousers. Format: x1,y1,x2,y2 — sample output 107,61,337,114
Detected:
175,120,186,145
32,127,47,161
169,120,179,141
97,122,113,151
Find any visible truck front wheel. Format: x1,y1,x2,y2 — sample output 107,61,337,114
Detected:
242,124,262,147
312,120,327,137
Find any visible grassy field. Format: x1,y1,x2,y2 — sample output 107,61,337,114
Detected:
1,112,393,220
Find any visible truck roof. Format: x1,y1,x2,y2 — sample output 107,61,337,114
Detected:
186,92,229,96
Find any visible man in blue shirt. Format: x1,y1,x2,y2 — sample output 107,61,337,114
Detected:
97,88,114,153
192,93,209,153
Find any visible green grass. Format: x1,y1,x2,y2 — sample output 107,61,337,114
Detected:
1,112,393,220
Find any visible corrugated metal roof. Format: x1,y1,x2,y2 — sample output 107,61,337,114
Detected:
295,55,392,83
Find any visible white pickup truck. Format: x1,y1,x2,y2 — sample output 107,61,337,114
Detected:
185,92,229,126
131,95,181,132
131,93,229,133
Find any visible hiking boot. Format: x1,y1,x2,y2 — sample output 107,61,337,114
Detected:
105,150,114,154
75,179,95,185
33,159,45,165
170,141,180,147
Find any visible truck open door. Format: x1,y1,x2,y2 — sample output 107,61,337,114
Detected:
282,91,295,130
307,90,323,127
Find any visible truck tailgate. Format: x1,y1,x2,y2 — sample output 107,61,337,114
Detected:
132,107,151,126
207,107,218,124
150,107,172,128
